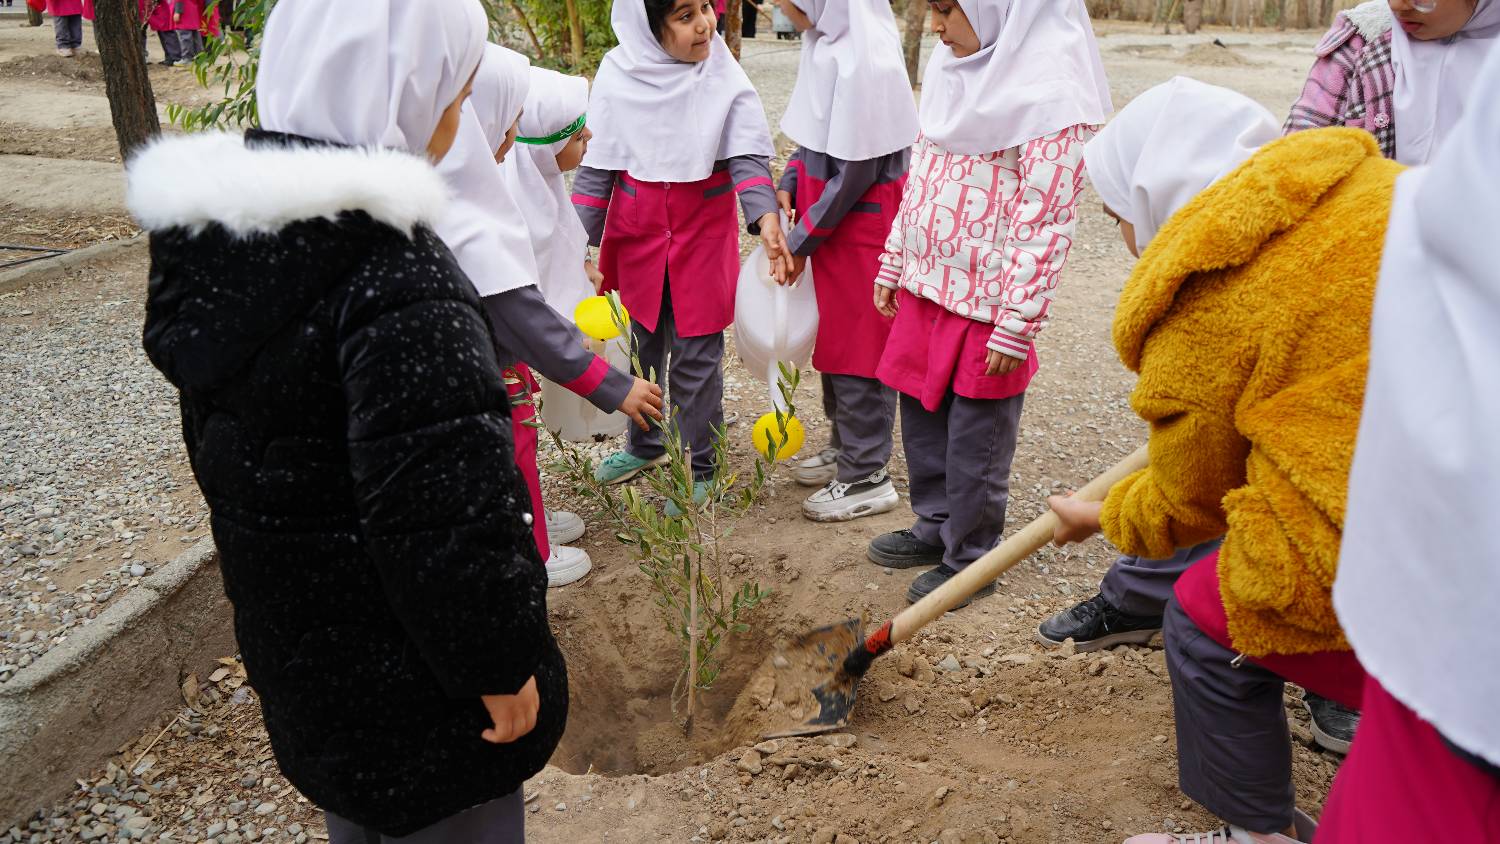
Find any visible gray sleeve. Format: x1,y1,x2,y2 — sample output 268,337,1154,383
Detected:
570,165,616,248
480,286,632,413
787,157,882,257
777,149,802,195
727,155,777,235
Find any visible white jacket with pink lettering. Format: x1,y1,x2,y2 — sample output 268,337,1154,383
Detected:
875,124,1095,361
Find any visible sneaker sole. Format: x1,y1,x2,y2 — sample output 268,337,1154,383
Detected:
1304,702,1353,755
547,556,593,588
1033,626,1161,653
906,580,995,608
802,489,900,523
867,544,945,570
597,453,670,486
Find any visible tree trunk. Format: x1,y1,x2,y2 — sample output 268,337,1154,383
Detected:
903,0,925,88
94,0,161,160
563,0,584,66
1184,0,1204,31
506,1,545,58
725,1,742,60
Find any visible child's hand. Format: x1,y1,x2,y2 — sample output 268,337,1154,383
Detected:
584,259,604,293
985,350,1022,376
874,285,899,318
480,676,539,744
776,190,796,225
620,377,665,431
758,212,789,265
783,254,807,286
1047,494,1104,547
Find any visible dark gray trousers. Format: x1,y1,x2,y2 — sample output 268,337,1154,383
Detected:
821,373,896,482
1165,596,1296,834
53,14,83,48
325,790,524,844
901,390,1025,571
626,279,724,481
1099,538,1224,618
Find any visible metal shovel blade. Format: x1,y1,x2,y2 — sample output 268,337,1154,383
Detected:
762,616,865,739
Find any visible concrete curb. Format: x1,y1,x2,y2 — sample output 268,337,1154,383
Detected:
0,537,235,826
0,235,147,297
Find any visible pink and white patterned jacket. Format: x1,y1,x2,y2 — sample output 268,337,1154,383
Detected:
874,124,1094,362
1284,0,1396,159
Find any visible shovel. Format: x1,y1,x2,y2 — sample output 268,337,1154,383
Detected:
765,445,1149,739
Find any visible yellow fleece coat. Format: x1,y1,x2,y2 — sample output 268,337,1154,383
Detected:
1100,128,1401,657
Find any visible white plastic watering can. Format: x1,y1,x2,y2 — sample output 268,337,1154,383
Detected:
733,222,818,413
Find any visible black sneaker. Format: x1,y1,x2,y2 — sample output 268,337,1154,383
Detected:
1035,593,1162,652
905,565,995,608
1304,692,1358,755
867,529,945,569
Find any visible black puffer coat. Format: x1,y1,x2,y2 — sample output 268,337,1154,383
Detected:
129,130,566,835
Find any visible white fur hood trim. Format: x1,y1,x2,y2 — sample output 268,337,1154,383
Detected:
127,132,451,237
1344,0,1394,41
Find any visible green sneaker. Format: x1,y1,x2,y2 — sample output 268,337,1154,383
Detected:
593,451,669,485
664,481,712,518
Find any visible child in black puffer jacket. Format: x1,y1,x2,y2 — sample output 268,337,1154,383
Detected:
127,1,564,840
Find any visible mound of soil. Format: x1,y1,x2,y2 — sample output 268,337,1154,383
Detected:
2,51,107,83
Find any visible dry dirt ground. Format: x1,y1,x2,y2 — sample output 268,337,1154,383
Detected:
2,18,1348,844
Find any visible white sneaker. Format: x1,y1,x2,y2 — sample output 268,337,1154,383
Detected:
1123,808,1315,843
802,469,900,522
545,546,592,588
793,448,839,487
546,510,585,546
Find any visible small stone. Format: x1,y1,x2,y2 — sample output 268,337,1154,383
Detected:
771,655,790,669
1058,637,1078,656
554,802,567,812
812,831,836,844
239,774,259,789
253,802,276,816
928,785,950,808
1102,820,1114,830
1153,734,1168,744
969,689,991,710
753,740,781,755
737,750,763,775
206,822,225,837
90,804,107,817
17,630,35,644
822,733,856,749
129,564,146,578
123,818,150,831
902,694,921,714
937,830,964,844
936,654,962,673
896,650,916,677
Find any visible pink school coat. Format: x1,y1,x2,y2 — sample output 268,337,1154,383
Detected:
785,159,905,378
46,0,93,18
595,171,743,338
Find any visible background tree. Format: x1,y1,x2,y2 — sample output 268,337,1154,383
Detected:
94,0,161,158
902,0,926,88
725,1,743,60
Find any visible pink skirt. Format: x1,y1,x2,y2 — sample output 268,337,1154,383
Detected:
876,290,1037,412
1175,554,1365,709
1315,677,1500,842
505,364,548,563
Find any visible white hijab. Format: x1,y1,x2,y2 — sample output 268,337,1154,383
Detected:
434,45,540,298
919,0,1112,155
583,0,774,182
778,0,919,162
1389,0,1500,165
1336,44,1500,768
258,0,487,153
499,67,595,318
1083,77,1280,253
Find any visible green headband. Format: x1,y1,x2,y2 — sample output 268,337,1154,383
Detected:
516,114,587,146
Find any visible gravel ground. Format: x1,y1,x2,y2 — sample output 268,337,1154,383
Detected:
0,255,207,674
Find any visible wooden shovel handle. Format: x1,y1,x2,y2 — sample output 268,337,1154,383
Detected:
888,445,1149,645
